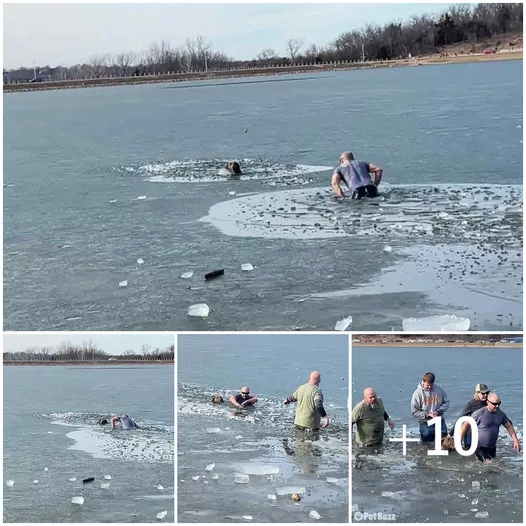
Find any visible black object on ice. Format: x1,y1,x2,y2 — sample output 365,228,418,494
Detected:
82,477,95,484
205,269,225,280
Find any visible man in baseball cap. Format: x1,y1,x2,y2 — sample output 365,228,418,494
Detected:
448,383,490,448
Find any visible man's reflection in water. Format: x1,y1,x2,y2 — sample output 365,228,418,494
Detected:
282,426,323,474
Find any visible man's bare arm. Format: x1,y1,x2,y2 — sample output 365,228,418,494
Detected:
368,163,383,186
331,173,344,197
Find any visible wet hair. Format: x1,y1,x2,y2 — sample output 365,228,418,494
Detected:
211,394,224,404
226,161,242,175
98,418,108,425
423,372,435,384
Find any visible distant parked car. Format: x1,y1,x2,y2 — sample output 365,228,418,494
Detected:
484,49,497,54
29,76,45,83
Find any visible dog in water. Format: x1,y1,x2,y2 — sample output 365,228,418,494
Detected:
210,394,224,404
441,435,456,451
225,161,242,176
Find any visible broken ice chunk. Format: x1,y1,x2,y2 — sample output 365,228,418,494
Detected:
69,477,77,482
104,475,112,480
6,480,14,487
33,480,38,484
101,483,110,489
181,271,193,279
44,468,49,471
118,280,128,288
268,494,277,501
402,315,470,332
241,263,254,271
192,476,200,481
156,510,167,520
383,245,393,253
211,473,219,480
242,516,253,521
206,427,221,433
475,512,488,519
187,303,210,318
205,463,215,472
137,258,144,265
234,473,249,484
157,484,165,490
71,496,84,505
109,199,117,203
309,510,321,520
326,477,339,484
229,191,236,196
334,316,352,331
137,195,147,200
237,464,279,475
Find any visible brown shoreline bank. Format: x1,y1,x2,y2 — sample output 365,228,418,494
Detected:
3,360,174,366
4,51,522,94
353,342,522,348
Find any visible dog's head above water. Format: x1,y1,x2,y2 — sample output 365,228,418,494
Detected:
225,161,242,175
210,394,224,404
441,436,456,451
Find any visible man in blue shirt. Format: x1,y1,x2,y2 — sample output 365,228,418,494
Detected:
460,392,520,461
331,151,383,199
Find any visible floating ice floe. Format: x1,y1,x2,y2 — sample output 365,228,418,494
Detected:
6,480,14,487
101,483,110,489
44,468,49,471
334,316,352,331
229,191,236,196
69,477,77,482
192,476,200,481
309,510,321,520
33,480,38,484
137,195,147,200
276,486,306,496
211,473,219,480
71,497,84,505
475,512,489,519
187,303,210,318
137,258,144,265
237,464,279,475
118,280,128,288
104,475,112,480
181,271,193,279
206,427,221,433
268,494,277,501
156,510,168,520
383,245,393,253
241,263,254,271
234,473,250,484
157,484,165,490
402,314,470,332
109,199,117,203
381,491,405,500
205,463,215,472
242,516,253,521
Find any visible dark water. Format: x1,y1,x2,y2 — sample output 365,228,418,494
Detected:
4,60,523,331
351,346,523,523
3,365,174,523
177,334,349,523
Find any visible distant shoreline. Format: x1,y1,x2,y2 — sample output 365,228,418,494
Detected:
3,360,174,366
3,50,522,93
353,342,522,348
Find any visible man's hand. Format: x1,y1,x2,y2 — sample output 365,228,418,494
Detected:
387,418,395,430
513,439,521,453
322,416,329,428
428,411,438,419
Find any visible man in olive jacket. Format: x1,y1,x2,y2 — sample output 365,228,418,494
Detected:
283,371,329,430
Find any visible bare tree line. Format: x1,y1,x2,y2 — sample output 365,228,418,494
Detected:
4,3,522,83
3,340,175,362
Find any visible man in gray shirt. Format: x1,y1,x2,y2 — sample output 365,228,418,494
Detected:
460,392,521,462
331,151,383,199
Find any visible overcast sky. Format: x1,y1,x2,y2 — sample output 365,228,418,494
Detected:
3,333,174,354
3,2,453,69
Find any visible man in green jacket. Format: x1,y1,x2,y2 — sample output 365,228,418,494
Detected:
283,371,329,430
352,387,394,446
